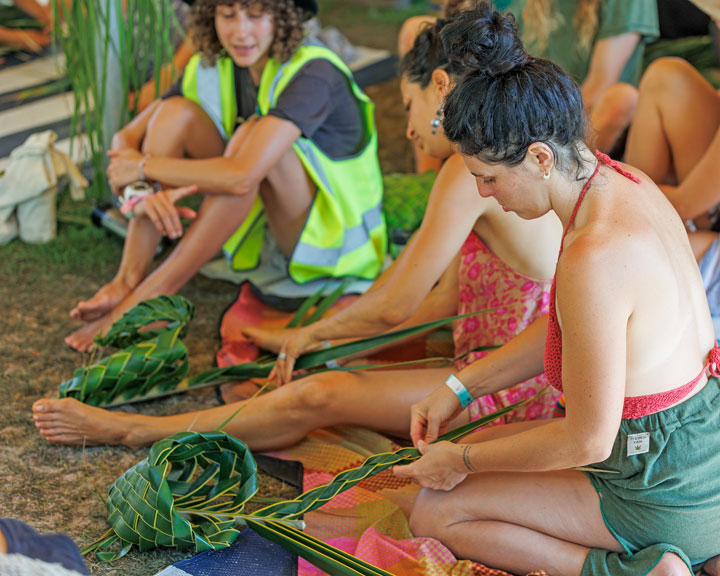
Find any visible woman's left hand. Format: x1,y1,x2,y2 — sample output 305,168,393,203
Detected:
107,148,145,190
393,440,467,491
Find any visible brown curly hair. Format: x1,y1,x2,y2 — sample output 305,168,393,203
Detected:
190,0,307,65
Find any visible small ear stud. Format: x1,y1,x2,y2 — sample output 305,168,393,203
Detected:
542,171,551,180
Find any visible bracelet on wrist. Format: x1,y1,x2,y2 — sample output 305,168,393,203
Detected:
322,340,340,369
461,444,478,473
445,374,474,408
138,154,150,181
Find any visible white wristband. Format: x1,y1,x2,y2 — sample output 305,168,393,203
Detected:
445,374,474,408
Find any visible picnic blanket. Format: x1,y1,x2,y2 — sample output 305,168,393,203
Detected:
216,290,543,576
264,425,529,576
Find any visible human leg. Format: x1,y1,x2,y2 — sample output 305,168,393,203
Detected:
410,470,629,576
69,97,225,323
398,15,438,57
590,82,638,155
33,366,457,449
626,58,720,184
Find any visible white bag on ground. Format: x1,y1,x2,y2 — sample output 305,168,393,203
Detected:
0,130,88,244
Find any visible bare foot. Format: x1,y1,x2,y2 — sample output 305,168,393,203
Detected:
64,316,112,352
701,555,720,576
70,278,133,322
32,398,138,447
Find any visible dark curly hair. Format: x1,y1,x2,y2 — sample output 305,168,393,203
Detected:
190,0,307,65
400,18,462,88
440,3,588,174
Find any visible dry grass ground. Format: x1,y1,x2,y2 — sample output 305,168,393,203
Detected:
0,1,414,573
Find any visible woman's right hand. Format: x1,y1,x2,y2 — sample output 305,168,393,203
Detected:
272,326,323,386
409,383,466,446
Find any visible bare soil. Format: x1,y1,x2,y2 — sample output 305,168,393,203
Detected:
0,2,414,573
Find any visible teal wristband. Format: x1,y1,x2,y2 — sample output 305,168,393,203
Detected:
445,374,474,408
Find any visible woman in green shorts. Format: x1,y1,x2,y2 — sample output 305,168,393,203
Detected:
394,5,720,575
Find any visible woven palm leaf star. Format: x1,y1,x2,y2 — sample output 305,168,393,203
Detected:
87,430,258,562
59,329,189,406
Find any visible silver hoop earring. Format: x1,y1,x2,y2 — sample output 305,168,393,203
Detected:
430,109,442,135
542,171,551,180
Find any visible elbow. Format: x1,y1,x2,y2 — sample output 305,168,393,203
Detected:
576,436,614,466
226,170,259,197
379,303,416,329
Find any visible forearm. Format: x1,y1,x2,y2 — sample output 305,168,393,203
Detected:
461,418,611,474
142,156,258,196
459,315,548,397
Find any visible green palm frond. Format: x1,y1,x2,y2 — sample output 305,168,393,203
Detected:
252,392,535,520
59,328,188,406
94,295,194,349
85,430,257,562
58,294,494,406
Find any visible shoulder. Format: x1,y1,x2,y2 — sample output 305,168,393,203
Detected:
556,220,637,320
290,57,347,84
433,154,497,213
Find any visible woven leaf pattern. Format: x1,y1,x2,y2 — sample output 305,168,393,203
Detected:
104,431,257,557
94,295,194,349
59,329,188,406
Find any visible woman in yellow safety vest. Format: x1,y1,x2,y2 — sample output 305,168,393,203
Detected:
66,0,386,352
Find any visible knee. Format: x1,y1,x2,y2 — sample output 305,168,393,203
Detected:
648,552,692,576
592,83,639,131
144,97,209,147
639,57,697,96
290,371,350,414
398,16,436,56
408,487,459,539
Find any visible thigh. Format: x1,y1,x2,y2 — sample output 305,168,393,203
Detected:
417,469,624,552
305,366,465,437
259,147,317,258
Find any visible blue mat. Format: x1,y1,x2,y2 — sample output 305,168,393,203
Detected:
156,529,297,576
155,455,302,576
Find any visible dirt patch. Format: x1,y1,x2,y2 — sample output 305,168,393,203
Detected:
0,29,414,576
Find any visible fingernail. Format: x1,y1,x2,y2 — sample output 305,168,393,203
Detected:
35,404,44,412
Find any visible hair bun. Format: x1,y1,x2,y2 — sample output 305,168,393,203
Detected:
441,2,528,78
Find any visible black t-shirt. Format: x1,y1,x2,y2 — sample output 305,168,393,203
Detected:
162,59,365,159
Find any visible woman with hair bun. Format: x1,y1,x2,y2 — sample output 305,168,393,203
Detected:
395,5,720,575
64,0,386,352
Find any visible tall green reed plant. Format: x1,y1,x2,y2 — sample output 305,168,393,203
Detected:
52,0,184,198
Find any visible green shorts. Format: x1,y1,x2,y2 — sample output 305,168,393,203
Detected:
582,376,720,575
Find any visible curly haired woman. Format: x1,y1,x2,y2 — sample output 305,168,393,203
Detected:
65,0,386,352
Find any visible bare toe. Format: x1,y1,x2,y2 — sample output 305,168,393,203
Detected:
32,398,129,446
69,279,132,322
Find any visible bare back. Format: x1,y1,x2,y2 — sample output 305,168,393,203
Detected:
560,160,715,399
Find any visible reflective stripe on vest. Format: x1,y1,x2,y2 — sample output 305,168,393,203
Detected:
181,56,236,140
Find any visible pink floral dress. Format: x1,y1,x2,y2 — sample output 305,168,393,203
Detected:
454,232,561,424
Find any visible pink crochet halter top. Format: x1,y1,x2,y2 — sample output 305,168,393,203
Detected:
543,151,720,419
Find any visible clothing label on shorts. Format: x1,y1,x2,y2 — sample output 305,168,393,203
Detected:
627,432,650,456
